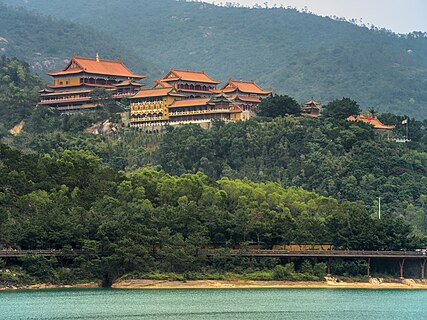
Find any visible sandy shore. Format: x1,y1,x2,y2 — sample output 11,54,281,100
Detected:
112,278,427,290
2,278,427,291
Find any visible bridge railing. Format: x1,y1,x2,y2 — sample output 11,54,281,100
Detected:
199,249,427,258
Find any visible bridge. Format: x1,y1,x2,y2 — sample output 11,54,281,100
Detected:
201,249,427,278
1,249,426,278
0,249,69,258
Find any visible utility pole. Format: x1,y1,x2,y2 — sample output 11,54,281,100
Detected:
378,196,381,220
406,121,409,141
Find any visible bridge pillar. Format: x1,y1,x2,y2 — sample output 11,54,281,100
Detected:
399,258,406,279
367,258,371,277
421,258,426,279
327,257,331,276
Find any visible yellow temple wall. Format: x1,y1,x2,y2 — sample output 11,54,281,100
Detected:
54,77,81,87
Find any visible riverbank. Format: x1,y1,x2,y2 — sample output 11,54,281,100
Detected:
112,277,427,290
2,278,427,291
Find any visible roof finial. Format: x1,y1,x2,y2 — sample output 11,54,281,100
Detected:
96,52,100,62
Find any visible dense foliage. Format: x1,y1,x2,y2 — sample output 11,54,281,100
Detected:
0,56,43,127
0,144,420,286
2,0,427,117
156,117,427,235
257,94,301,118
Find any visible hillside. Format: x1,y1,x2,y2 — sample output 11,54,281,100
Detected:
0,3,156,80
2,0,427,117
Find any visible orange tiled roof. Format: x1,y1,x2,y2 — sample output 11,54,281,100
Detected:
48,54,146,79
232,95,261,103
39,88,54,93
115,80,144,87
305,99,321,106
347,115,396,130
169,98,211,108
161,68,220,84
132,87,185,99
153,80,173,89
220,80,272,95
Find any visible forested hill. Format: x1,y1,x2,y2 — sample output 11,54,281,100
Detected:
0,3,156,80
2,0,427,118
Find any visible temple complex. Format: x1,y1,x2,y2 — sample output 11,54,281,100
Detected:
38,54,273,128
302,99,322,117
38,54,146,111
129,71,272,129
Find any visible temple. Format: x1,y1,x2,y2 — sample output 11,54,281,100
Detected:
302,99,322,117
38,53,146,111
347,114,396,130
38,54,273,127
153,68,220,98
129,71,272,129
212,79,273,120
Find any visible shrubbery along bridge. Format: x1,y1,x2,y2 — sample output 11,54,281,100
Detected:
1,248,426,279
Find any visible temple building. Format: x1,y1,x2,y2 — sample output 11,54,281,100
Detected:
129,71,271,129
130,90,241,129
38,55,273,128
38,53,146,111
153,68,220,98
129,87,185,127
302,99,322,117
347,114,396,130
212,79,272,120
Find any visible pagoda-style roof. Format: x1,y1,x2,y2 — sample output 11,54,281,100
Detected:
132,87,185,99
48,53,146,79
169,98,211,108
160,68,220,84
39,88,54,93
305,99,321,106
115,80,144,87
231,95,261,103
215,79,272,95
347,115,396,130
152,80,173,89
209,92,232,104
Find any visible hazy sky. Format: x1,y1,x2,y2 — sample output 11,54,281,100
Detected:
204,0,427,34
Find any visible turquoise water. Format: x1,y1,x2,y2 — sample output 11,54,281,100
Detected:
0,288,426,319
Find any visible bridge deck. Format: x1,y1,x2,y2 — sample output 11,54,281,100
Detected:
1,249,426,259
202,249,427,259
0,250,61,258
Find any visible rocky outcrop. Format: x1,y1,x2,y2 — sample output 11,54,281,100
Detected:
83,120,119,136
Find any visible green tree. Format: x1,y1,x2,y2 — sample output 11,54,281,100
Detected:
257,94,301,118
90,87,116,114
322,98,361,119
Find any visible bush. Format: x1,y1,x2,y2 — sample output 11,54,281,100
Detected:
312,262,327,277
272,263,295,280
